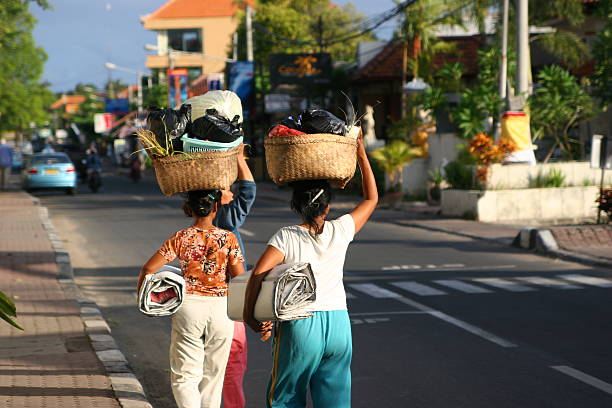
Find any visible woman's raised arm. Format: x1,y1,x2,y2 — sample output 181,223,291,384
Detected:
349,133,378,234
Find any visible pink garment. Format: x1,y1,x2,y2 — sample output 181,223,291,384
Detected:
223,321,248,408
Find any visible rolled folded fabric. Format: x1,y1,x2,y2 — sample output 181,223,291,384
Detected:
227,262,316,322
138,266,186,317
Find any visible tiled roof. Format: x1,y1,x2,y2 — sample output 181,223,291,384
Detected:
143,0,252,20
354,37,482,82
49,94,86,110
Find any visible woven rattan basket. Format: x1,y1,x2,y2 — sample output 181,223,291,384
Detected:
264,134,357,187
151,147,239,195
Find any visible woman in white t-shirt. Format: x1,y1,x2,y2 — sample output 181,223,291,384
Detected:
244,135,378,407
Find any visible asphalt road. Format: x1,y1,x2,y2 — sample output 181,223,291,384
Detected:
35,170,612,408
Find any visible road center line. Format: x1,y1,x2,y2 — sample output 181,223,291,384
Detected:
349,283,517,348
131,195,144,202
551,365,612,396
350,310,430,316
238,228,255,237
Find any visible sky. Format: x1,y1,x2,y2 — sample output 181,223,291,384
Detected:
30,0,397,93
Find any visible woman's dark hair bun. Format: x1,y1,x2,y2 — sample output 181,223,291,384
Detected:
289,180,332,233
182,189,220,218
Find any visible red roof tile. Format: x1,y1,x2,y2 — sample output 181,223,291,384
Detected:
355,37,482,82
143,0,252,20
49,94,86,110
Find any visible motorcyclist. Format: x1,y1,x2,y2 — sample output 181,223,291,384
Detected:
85,146,102,190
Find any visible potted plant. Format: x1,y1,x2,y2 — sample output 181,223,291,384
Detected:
427,167,444,203
371,140,421,209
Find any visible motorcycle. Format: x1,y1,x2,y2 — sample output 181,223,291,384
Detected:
88,168,102,192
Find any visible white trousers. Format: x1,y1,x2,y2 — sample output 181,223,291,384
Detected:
170,294,234,408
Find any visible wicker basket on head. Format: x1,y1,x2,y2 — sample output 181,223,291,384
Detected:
137,129,239,195
150,148,239,195
264,134,357,188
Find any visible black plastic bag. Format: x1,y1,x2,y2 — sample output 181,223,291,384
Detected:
190,109,243,143
147,104,192,148
299,109,346,136
279,115,302,131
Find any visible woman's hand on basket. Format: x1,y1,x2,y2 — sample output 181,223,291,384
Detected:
357,128,366,156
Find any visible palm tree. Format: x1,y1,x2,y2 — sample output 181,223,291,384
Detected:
371,140,422,192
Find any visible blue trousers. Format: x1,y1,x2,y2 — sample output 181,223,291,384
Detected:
266,310,352,408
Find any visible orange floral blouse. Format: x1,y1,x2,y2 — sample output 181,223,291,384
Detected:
158,226,244,297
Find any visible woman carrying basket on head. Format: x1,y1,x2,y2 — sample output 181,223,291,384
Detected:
137,189,245,408
243,133,378,407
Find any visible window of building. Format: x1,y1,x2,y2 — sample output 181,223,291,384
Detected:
168,29,202,53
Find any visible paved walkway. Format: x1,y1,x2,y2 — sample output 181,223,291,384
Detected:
0,191,120,407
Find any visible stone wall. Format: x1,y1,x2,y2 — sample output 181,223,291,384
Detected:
441,186,601,222
486,161,612,190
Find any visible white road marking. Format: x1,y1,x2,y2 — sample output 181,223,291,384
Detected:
238,228,255,237
551,365,612,396
350,284,516,348
473,278,536,292
345,292,356,299
349,283,401,298
434,279,493,294
558,274,612,288
391,281,447,296
351,318,391,325
515,276,581,290
349,311,429,316
380,264,516,272
131,195,144,201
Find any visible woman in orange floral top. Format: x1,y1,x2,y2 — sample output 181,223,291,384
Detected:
137,189,247,408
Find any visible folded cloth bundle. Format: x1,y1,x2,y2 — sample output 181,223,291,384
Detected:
138,266,186,317
227,262,316,322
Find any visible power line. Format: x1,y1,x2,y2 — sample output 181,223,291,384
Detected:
252,0,419,48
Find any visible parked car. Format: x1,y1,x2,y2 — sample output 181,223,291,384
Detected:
22,152,77,195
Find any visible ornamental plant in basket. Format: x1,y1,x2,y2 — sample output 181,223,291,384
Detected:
467,133,516,185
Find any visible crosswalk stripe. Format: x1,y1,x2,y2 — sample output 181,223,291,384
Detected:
472,278,536,292
434,279,492,294
558,274,612,288
515,276,582,289
391,281,447,296
349,283,401,298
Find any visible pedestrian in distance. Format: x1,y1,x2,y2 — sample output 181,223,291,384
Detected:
243,133,378,407
137,189,246,408
0,138,14,191
214,143,256,408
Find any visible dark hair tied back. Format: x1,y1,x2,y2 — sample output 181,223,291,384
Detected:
289,180,332,233
183,189,221,217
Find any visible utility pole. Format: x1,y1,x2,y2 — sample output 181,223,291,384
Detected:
246,5,254,62
233,32,238,61
516,0,529,107
495,0,510,141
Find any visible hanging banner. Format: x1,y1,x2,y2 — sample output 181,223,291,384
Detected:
167,68,189,108
94,113,114,134
105,98,130,114
269,53,331,87
228,62,254,119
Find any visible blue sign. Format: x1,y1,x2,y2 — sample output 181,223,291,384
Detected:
228,62,254,120
105,98,130,114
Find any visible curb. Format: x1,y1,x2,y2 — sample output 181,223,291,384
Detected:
36,203,153,408
513,227,612,269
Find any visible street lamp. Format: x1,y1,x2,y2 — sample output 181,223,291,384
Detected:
403,77,429,94
104,62,144,117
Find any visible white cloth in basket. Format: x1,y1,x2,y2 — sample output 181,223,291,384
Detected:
138,266,186,317
227,262,316,322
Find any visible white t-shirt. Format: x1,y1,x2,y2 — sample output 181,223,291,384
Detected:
267,214,355,312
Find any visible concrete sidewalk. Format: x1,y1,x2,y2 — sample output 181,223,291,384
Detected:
0,189,151,408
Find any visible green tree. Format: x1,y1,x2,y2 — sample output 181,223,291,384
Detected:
143,83,169,109
528,65,594,162
70,83,104,141
0,0,54,133
232,0,375,93
592,0,611,108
